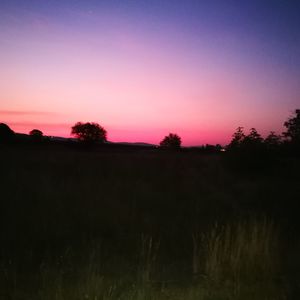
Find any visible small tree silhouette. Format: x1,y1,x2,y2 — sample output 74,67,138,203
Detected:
160,133,181,149
0,123,15,142
71,122,107,143
244,128,263,146
283,109,300,144
242,128,265,154
29,129,43,141
228,127,264,152
228,127,245,150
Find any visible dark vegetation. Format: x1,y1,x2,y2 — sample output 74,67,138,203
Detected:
159,133,181,149
0,122,14,142
29,129,43,142
0,110,300,299
71,122,107,144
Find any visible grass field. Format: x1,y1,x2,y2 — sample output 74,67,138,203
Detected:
0,143,299,299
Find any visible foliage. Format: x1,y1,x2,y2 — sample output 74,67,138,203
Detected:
264,131,281,148
203,220,278,283
228,127,265,153
283,109,300,144
243,128,263,150
71,122,107,143
0,123,14,141
228,127,245,150
160,133,181,149
245,127,263,143
193,220,280,299
29,129,43,137
29,129,43,141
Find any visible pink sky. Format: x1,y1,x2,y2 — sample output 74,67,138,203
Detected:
1,3,299,146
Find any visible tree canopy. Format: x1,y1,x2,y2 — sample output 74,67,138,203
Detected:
228,127,245,150
29,129,43,141
228,127,264,151
160,133,181,149
283,109,300,144
264,131,281,147
243,128,263,147
71,122,107,143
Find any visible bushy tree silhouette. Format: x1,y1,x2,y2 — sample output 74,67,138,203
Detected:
283,109,300,145
29,129,43,141
71,122,107,143
160,133,181,149
0,123,15,142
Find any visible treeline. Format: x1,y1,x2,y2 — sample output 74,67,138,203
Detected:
227,109,300,155
0,109,299,153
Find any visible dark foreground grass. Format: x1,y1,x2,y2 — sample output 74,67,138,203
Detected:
0,143,299,299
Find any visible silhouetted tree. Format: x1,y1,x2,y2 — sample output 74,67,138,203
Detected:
263,131,282,155
264,131,281,147
160,133,181,149
0,123,15,142
228,127,245,150
283,109,300,145
228,127,265,154
245,128,265,155
71,122,107,143
29,129,43,141
244,128,263,147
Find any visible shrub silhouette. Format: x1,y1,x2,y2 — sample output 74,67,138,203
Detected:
283,109,300,145
71,122,107,143
0,123,15,142
29,129,43,141
160,133,181,149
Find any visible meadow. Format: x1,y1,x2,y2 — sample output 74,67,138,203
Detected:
0,142,299,299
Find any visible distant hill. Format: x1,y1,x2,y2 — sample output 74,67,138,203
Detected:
14,133,157,148
13,133,223,151
49,136,77,142
112,141,157,147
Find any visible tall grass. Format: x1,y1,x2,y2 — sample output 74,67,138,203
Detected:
3,220,283,300
138,235,160,284
198,219,282,299
1,145,298,299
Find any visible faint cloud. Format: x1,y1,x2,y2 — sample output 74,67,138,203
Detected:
0,110,59,116
8,121,69,127
5,121,72,137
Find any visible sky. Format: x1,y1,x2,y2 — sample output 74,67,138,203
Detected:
0,0,299,145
